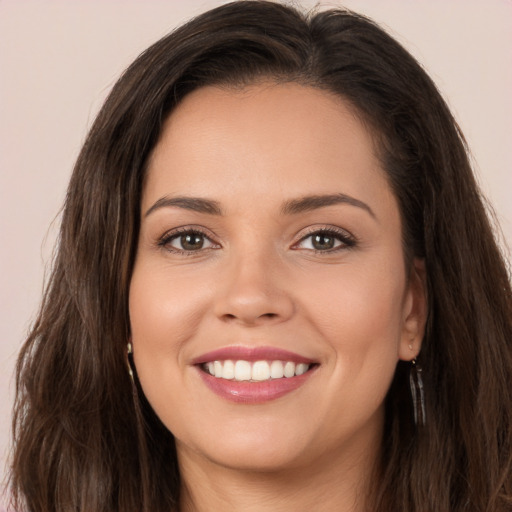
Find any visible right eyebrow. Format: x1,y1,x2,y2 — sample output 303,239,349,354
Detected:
144,196,223,217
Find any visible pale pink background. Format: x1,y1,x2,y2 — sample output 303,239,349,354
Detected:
1,0,511,492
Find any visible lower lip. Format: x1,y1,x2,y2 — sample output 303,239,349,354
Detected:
196,366,317,404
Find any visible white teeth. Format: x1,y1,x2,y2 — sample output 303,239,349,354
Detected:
252,361,270,381
270,360,284,379
234,360,252,381
284,361,295,378
214,360,223,378
203,359,311,381
222,360,235,380
295,363,309,376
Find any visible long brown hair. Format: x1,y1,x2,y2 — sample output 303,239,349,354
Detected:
10,2,512,510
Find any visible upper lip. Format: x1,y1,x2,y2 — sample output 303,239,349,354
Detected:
191,346,317,365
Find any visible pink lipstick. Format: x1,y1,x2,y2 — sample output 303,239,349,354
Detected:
192,346,318,404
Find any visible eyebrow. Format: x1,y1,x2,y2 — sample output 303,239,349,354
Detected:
144,193,375,219
281,193,376,219
145,196,223,217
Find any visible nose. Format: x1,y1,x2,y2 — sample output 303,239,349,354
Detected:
213,249,295,326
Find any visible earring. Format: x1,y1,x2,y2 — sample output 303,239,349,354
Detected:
127,342,134,382
409,358,426,426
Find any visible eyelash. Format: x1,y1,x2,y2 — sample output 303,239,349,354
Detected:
157,225,357,255
157,227,219,255
293,226,357,254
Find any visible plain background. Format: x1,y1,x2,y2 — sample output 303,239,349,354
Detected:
1,0,511,488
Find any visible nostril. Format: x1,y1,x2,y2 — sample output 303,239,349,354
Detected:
220,311,280,324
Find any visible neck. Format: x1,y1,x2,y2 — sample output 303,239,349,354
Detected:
177,426,381,512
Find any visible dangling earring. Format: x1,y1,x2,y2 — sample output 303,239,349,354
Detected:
409,358,426,426
127,342,134,382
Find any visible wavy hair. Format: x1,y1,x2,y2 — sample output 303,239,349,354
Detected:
10,1,512,510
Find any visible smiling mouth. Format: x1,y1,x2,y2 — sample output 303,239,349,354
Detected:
201,359,315,382
193,346,318,403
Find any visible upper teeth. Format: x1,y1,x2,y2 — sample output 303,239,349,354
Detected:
204,360,310,381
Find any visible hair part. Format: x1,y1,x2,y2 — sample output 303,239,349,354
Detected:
10,2,512,511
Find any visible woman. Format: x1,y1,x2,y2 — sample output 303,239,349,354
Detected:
9,1,512,510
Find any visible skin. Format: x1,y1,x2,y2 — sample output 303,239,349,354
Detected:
129,83,427,512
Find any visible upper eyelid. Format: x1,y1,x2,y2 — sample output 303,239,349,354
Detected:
294,225,356,242
291,226,357,252
160,225,218,240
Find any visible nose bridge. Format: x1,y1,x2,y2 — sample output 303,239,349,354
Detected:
214,242,294,325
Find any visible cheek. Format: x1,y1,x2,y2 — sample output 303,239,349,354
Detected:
307,267,405,418
302,262,405,339
129,262,210,354
128,261,210,419
128,262,210,430
296,259,406,389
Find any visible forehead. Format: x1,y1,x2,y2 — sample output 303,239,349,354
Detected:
143,83,394,215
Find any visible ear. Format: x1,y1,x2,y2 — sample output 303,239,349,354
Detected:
399,258,427,361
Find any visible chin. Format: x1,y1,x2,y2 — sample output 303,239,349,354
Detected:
192,444,309,474
175,419,317,473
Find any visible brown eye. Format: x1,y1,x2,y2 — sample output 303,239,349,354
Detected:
162,230,216,253
311,233,336,250
295,229,355,252
180,233,205,251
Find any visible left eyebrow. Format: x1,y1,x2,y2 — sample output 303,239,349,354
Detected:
281,193,376,219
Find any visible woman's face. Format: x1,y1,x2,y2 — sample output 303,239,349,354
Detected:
129,83,426,473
